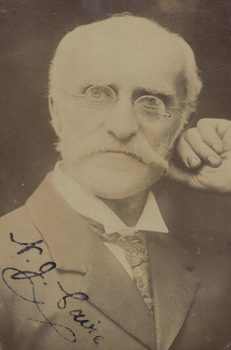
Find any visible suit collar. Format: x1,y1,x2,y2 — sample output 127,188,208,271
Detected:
26,173,93,273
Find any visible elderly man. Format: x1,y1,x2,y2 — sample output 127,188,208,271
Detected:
0,14,231,350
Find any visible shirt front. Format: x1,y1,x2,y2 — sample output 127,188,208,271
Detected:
52,162,168,278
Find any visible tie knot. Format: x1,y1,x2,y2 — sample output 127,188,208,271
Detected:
99,231,148,267
80,214,148,267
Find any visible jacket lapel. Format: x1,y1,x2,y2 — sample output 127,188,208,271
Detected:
26,174,155,350
82,232,155,349
146,232,200,350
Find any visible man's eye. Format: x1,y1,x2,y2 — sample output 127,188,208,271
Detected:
85,86,115,102
89,87,103,99
140,96,163,108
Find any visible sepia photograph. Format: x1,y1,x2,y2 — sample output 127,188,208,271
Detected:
0,1,231,349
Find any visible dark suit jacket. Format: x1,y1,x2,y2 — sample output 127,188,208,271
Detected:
0,174,231,350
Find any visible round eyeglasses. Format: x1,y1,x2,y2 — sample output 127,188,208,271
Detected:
62,85,182,120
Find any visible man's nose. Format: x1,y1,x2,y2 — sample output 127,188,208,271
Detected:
104,98,139,141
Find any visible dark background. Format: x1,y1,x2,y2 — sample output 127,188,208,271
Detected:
0,0,231,231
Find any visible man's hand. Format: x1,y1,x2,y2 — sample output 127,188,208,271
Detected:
170,118,231,193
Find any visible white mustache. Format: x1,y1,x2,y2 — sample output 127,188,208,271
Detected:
78,134,171,168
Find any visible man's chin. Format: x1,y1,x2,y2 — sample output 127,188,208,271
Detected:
75,166,166,199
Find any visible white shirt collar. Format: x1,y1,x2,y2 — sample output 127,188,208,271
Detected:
52,162,168,235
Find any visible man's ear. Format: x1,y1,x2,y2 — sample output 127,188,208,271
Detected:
48,96,63,136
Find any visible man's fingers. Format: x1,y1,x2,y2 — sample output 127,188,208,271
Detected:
197,118,223,153
184,127,222,167
176,134,201,168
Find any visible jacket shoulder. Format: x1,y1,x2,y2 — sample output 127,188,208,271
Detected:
0,205,38,232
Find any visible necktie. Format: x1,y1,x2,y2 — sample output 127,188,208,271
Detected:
82,215,154,316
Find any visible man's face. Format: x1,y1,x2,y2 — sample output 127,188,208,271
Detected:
51,18,185,199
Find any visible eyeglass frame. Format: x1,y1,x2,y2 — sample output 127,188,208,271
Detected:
58,85,185,120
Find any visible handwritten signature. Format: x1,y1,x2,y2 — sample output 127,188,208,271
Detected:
2,233,104,345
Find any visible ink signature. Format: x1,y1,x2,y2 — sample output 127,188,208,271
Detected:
2,233,104,345
10,232,43,255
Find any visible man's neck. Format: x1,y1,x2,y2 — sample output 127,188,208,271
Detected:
99,189,149,227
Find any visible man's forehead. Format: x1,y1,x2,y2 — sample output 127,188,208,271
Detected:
57,17,184,92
